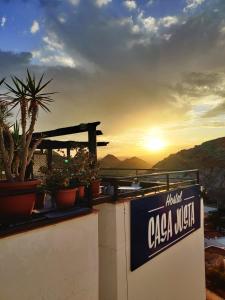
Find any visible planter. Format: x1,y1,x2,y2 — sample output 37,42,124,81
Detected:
91,180,101,198
55,188,78,209
35,191,46,210
78,186,85,199
0,179,41,221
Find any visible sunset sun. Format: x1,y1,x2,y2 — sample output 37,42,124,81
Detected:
141,129,167,152
145,136,166,152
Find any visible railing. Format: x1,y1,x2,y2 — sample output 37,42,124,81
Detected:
99,167,157,177
93,169,200,205
0,169,200,233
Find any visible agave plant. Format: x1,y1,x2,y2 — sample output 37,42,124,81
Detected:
0,88,14,181
11,121,22,178
0,70,53,182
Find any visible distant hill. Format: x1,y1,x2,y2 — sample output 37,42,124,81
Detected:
154,137,225,205
155,137,225,170
99,154,150,169
99,154,121,168
119,157,151,169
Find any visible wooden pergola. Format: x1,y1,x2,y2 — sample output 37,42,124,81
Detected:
32,121,108,170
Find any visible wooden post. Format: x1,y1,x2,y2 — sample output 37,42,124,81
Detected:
87,185,93,208
47,149,52,170
112,180,119,201
88,126,97,160
67,147,71,159
166,174,169,191
196,170,200,184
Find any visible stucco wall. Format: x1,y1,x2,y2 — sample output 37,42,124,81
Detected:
0,212,99,300
97,203,128,300
96,197,206,300
0,194,205,300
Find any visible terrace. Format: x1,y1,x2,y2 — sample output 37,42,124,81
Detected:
0,121,205,300
0,119,199,231
0,167,200,237
97,168,200,203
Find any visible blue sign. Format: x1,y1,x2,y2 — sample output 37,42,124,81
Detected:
130,185,201,271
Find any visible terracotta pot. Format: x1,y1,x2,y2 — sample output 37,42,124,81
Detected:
55,188,77,209
91,180,101,198
0,179,41,190
0,179,41,221
35,192,46,210
78,186,85,199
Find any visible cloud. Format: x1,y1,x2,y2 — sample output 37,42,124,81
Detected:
68,0,80,5
58,15,67,24
173,71,225,118
201,121,225,128
203,102,225,118
32,50,76,68
43,34,64,51
123,0,137,10
137,13,158,33
34,0,225,128
134,13,179,37
95,0,112,7
1,16,6,27
32,33,76,68
184,0,205,12
159,16,179,28
0,50,32,77
175,72,225,98
2,0,225,136
30,20,40,34
147,0,154,6
33,65,188,134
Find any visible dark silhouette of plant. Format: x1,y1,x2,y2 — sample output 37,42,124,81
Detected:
0,70,54,182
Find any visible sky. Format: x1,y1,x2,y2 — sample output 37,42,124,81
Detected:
1,0,225,162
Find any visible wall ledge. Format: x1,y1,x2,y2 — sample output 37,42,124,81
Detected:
0,207,95,239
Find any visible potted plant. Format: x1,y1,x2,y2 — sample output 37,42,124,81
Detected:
70,147,101,198
88,162,101,198
70,177,85,200
34,184,46,210
44,168,78,209
0,71,53,220
76,148,101,198
70,147,90,199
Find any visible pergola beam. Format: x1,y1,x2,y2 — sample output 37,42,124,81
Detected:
33,122,102,139
36,139,109,150
47,149,52,170
88,127,97,158
32,121,106,170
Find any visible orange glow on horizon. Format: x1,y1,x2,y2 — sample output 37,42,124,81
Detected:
140,128,168,153
144,136,167,152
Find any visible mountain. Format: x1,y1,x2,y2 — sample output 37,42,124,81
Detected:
154,137,225,206
99,155,150,169
99,154,121,168
155,137,225,170
119,156,151,169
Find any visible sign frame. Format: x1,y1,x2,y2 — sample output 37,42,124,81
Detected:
130,185,201,271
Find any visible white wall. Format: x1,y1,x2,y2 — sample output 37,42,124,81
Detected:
96,198,206,300
0,212,99,300
97,203,128,300
0,195,205,300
